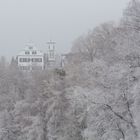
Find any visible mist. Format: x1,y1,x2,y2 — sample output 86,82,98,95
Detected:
0,0,129,58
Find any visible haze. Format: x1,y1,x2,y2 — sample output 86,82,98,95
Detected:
0,0,130,59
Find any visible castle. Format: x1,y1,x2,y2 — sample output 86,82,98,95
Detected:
16,41,58,71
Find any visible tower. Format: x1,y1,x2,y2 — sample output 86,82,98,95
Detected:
47,40,56,61
46,40,56,68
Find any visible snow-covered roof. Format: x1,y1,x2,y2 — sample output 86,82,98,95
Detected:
17,44,44,56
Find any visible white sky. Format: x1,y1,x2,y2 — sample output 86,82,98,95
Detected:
0,0,130,59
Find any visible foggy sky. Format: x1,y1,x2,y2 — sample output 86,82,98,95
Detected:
0,0,130,59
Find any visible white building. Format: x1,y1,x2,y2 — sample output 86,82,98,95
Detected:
17,45,44,71
45,40,56,68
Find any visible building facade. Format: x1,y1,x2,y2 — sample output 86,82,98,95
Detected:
17,45,44,71
46,40,56,68
16,42,66,71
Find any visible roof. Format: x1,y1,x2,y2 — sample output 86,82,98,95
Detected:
17,44,44,56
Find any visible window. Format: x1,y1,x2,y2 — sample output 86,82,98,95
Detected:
19,58,43,63
27,58,30,62
31,58,34,62
31,58,42,62
32,51,37,55
20,58,23,62
25,51,30,55
32,66,42,70
20,66,30,70
50,51,54,58
19,58,30,62
38,58,42,62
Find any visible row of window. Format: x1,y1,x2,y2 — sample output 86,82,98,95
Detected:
20,66,43,70
25,51,37,55
20,66,30,70
19,58,43,62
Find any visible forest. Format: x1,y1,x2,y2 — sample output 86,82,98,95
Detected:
0,0,140,140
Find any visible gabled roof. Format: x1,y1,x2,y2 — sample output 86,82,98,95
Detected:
18,44,44,56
